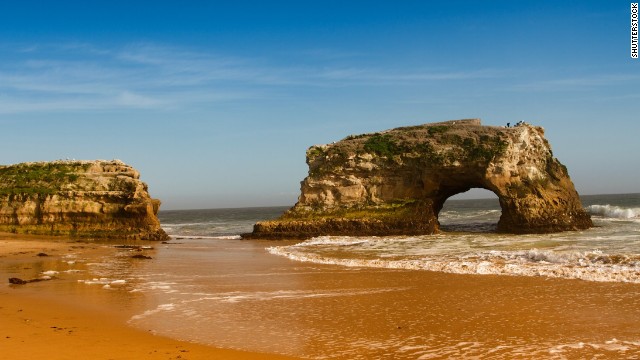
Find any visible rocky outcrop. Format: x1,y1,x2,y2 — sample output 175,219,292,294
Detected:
0,160,168,240
249,119,592,239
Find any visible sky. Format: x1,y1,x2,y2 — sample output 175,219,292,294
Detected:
0,1,638,210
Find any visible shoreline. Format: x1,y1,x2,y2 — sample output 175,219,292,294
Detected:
0,290,298,360
3,232,640,358
0,234,297,360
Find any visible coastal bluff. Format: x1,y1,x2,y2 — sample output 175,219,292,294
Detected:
0,160,168,240
249,119,592,239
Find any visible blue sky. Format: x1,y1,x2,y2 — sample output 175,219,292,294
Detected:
0,1,638,209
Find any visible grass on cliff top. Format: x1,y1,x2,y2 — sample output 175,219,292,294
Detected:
281,200,420,222
307,123,512,177
363,134,401,157
0,163,84,196
345,126,508,161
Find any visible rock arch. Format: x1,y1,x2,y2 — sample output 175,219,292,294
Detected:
437,189,501,232
249,119,592,239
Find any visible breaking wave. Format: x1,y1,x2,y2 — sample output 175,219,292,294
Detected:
587,204,640,219
267,236,640,284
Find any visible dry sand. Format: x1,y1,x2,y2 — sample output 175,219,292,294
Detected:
0,234,297,360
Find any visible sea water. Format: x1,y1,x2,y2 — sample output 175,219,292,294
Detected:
69,193,640,358
266,194,640,284
158,194,640,284
159,206,289,239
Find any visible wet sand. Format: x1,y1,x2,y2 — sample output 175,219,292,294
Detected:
126,237,640,359
0,291,300,360
2,233,640,359
0,234,297,360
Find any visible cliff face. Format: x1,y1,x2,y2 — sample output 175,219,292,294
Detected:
251,119,592,238
0,160,168,240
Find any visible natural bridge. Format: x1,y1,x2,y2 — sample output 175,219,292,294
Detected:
248,119,592,239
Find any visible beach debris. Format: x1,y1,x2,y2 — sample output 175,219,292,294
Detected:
36,252,49,257
131,254,153,260
8,276,56,285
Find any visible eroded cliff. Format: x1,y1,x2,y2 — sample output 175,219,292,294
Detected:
250,119,592,238
0,160,168,240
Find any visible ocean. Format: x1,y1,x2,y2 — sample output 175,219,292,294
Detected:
158,193,640,284
19,193,639,359
267,193,640,284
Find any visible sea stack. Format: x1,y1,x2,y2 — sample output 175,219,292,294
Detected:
0,160,168,240
249,119,592,239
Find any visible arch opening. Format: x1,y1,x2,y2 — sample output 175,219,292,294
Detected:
437,188,502,233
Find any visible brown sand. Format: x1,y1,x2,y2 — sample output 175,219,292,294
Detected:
3,233,640,359
0,234,297,360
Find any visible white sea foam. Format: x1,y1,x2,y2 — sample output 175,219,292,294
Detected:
133,281,178,293
130,303,177,321
410,338,640,359
79,278,128,287
549,338,640,355
129,287,407,323
209,288,405,303
440,209,500,219
197,288,407,305
211,235,242,240
293,235,371,247
79,278,107,285
267,236,640,283
587,204,640,219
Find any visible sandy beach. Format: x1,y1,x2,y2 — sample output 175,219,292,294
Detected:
3,233,640,359
0,234,297,360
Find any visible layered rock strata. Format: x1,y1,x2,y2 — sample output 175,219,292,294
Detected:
0,160,168,240
249,119,592,239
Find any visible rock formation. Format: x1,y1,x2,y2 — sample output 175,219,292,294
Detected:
249,119,592,239
0,160,168,240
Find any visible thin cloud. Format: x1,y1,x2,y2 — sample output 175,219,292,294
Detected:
0,44,262,113
314,68,506,83
285,48,367,60
512,74,640,92
116,91,162,108
0,42,506,114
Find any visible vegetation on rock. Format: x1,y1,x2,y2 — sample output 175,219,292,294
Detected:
0,162,85,196
363,134,401,157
